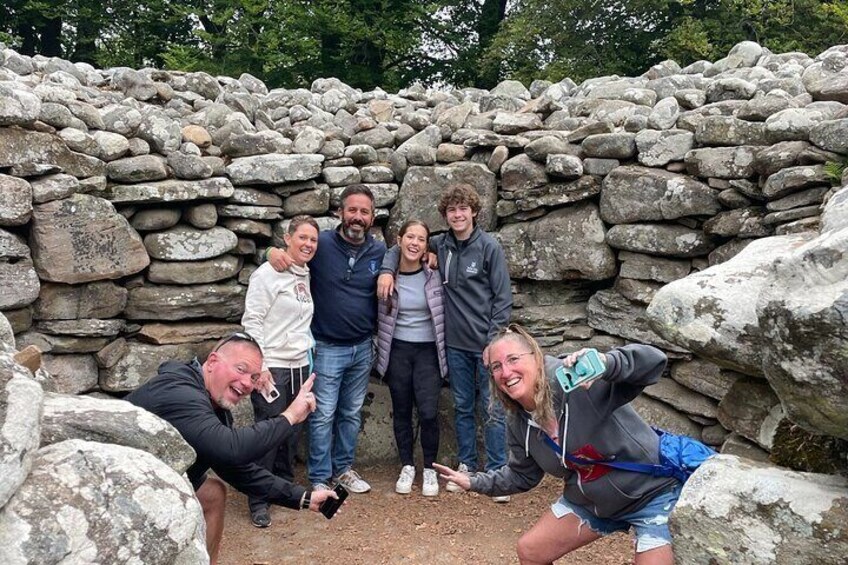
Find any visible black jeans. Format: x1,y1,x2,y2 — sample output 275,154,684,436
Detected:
385,339,441,468
248,365,308,513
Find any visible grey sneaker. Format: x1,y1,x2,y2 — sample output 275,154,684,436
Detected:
445,462,470,493
335,469,371,494
422,468,439,497
312,482,332,492
395,465,415,494
492,495,511,503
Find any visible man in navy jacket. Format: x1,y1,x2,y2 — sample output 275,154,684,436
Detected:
268,186,386,494
126,333,337,564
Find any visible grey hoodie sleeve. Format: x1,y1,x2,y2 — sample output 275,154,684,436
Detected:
586,344,667,417
486,240,512,342
379,244,400,274
468,419,545,497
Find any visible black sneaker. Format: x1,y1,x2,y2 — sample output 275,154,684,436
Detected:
251,507,271,528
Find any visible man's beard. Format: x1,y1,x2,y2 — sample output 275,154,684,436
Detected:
216,394,237,411
343,221,367,242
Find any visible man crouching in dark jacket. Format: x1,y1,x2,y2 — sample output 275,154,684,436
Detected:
126,332,338,564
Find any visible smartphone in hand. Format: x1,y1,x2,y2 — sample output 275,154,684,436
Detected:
319,483,348,519
260,383,280,403
555,348,606,393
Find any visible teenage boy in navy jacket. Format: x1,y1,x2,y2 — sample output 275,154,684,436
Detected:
378,183,512,499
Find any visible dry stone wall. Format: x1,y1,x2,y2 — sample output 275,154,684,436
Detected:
2,38,848,565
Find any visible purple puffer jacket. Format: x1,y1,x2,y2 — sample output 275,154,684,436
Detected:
376,265,448,379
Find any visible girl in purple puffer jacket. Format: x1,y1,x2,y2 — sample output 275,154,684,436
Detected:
376,220,448,497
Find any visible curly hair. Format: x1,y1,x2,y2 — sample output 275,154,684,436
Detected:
437,183,481,218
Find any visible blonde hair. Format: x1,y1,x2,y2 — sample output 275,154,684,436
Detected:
487,324,555,427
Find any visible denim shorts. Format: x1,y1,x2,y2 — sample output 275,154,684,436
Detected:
550,483,681,553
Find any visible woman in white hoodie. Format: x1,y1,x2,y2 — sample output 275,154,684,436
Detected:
241,215,319,528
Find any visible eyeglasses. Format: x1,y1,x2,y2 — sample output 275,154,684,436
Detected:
344,256,355,281
213,331,259,353
489,352,533,378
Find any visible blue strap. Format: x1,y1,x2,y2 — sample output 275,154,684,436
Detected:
542,433,675,478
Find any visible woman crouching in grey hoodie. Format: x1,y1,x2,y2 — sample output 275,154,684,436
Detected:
434,324,679,565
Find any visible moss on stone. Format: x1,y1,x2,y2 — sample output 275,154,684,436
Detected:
769,419,848,476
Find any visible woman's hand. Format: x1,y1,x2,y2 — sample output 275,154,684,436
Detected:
561,349,608,390
433,463,471,491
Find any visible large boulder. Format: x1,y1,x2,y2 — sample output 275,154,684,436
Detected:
605,224,714,258
386,163,497,242
103,178,234,204
0,229,39,310
33,281,127,320
0,344,43,508
496,203,616,281
98,341,213,392
0,439,208,564
600,166,720,223
226,154,324,185
143,226,238,261
587,289,688,352
0,126,104,178
756,185,848,440
124,283,245,322
40,392,195,473
671,455,848,564
0,174,32,226
29,194,150,283
647,234,813,375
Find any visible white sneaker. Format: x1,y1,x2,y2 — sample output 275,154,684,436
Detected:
395,465,415,494
492,495,511,503
445,462,470,493
335,469,371,494
422,468,439,497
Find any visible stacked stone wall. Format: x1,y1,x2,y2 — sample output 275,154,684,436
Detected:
2,41,848,462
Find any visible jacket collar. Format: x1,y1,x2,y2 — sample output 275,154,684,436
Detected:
445,225,481,249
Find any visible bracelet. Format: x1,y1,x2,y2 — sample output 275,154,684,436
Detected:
300,491,311,510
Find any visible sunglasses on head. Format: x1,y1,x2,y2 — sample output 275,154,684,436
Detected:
213,332,259,352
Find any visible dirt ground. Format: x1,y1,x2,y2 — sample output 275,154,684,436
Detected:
219,464,633,564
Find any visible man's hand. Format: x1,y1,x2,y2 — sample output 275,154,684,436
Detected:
255,369,274,395
377,273,394,300
308,488,339,513
433,463,471,491
267,247,295,272
425,251,438,269
281,374,317,425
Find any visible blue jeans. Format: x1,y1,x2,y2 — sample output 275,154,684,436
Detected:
447,347,507,472
307,338,373,484
551,483,682,553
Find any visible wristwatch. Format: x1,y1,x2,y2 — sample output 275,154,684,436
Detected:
300,491,312,510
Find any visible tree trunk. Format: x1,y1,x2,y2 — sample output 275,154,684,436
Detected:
40,17,63,56
475,0,508,88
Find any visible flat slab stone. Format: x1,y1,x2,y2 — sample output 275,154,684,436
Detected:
147,255,242,284
226,154,324,185
102,177,235,204
587,289,689,352
143,225,238,261
99,340,214,391
606,223,715,258
137,322,243,344
33,281,127,320
0,127,105,178
124,283,246,321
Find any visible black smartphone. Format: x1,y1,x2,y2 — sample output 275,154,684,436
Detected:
319,483,348,519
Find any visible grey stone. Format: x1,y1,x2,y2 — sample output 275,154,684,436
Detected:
167,151,213,180
674,88,707,109
41,353,99,394
217,204,282,221
671,360,740,401
34,281,127,320
583,158,619,176
802,55,848,103
496,203,616,281
103,177,234,204
0,345,43,508
41,392,195,473
293,125,327,153
600,166,720,223
36,319,124,338
124,283,246,322
630,395,702,438
764,107,828,142
323,166,361,187
106,155,168,183
453,129,528,149
587,289,688,352
606,223,714,258
501,153,548,192
737,91,795,121
524,136,579,162
492,112,543,134
226,154,324,185
30,194,149,284
647,234,812,376
58,127,99,155
360,165,394,183
0,83,40,126
809,118,848,153
636,129,694,167
644,377,719,419
614,277,663,304
581,132,636,159
618,251,691,283
545,154,583,179
345,144,379,165
685,146,759,179
0,439,208,564
137,107,181,153
148,255,242,285
29,173,79,204
349,126,392,149
16,332,110,355
227,187,282,207
705,78,757,102
283,186,330,216
647,96,680,129
0,174,32,226
677,101,745,132
762,205,821,226
754,140,812,177
99,104,143,137
720,433,771,462
130,208,182,231
695,116,769,146
717,377,784,450
184,203,218,229
143,225,237,261
220,131,288,157
137,322,242,345
703,207,773,238
762,165,830,199
671,455,848,565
